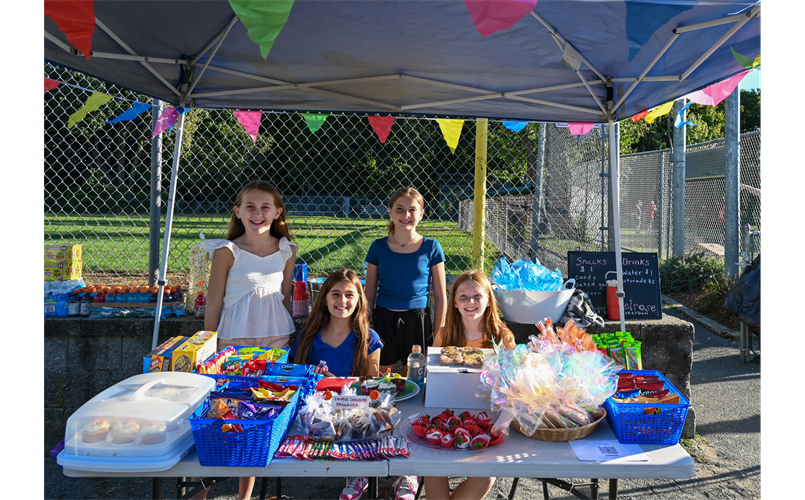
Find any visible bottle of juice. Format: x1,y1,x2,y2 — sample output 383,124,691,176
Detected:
194,291,206,319
94,287,106,303
68,289,81,317
80,287,94,317
106,287,118,304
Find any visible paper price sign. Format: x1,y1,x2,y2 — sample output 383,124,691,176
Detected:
333,395,370,410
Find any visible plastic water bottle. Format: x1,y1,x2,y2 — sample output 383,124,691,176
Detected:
407,345,426,391
80,288,94,317
105,287,117,304
313,360,328,375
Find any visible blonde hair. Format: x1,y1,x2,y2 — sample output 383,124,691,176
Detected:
293,269,375,377
226,181,292,242
386,187,425,235
437,270,512,348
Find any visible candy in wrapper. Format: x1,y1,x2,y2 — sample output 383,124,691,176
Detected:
238,401,280,420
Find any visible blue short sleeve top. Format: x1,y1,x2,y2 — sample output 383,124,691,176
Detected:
289,329,383,377
364,236,445,310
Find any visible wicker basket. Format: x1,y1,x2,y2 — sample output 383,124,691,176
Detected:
512,407,607,442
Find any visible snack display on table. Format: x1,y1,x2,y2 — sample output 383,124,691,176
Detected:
603,370,691,445
277,435,411,461
194,345,288,376
405,409,507,451
57,372,215,472
478,319,621,438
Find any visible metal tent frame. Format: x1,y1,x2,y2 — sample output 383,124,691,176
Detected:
43,1,760,346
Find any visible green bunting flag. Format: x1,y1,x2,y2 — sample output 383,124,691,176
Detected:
731,47,760,70
229,0,295,59
68,92,112,129
303,113,329,133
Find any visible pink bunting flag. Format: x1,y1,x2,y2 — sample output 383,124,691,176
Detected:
367,116,396,144
568,122,594,136
44,0,96,60
234,110,262,144
152,108,179,139
45,78,61,93
686,71,750,107
464,0,538,37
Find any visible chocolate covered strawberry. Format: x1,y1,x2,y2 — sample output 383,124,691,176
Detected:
470,434,491,450
425,428,443,445
454,428,472,449
440,432,455,448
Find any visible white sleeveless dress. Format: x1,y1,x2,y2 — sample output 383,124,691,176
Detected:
201,238,296,340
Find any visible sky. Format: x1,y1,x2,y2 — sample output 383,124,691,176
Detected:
739,68,761,91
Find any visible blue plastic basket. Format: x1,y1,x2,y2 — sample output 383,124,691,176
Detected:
603,370,690,445
189,385,300,467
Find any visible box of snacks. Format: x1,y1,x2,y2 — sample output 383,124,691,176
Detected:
603,370,690,445
57,372,215,472
143,336,188,373
424,346,494,409
172,331,217,373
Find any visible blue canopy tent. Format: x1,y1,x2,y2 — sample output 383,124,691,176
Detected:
44,0,761,345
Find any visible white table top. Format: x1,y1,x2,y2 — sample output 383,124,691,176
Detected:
62,390,693,481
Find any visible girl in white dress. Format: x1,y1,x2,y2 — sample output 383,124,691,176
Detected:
203,180,297,351
192,180,296,500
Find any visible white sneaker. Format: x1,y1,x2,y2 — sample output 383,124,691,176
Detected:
340,476,369,500
393,475,418,500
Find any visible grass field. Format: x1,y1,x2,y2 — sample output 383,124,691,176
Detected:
44,214,501,285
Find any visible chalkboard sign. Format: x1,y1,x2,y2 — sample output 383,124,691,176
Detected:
567,251,662,320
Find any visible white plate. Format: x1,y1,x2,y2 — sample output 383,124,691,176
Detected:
395,380,420,402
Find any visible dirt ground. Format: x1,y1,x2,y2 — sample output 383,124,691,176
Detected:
666,289,742,331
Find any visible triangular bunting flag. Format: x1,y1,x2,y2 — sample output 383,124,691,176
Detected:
568,122,594,136
686,71,749,107
674,101,695,128
67,92,112,129
464,0,538,37
152,108,180,139
234,110,263,144
228,0,295,59
303,113,329,133
107,101,151,124
502,121,528,132
367,116,396,144
45,78,61,93
436,119,465,154
644,101,674,124
631,109,650,122
731,47,760,70
44,0,96,60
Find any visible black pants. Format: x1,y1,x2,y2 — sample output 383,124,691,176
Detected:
372,306,434,366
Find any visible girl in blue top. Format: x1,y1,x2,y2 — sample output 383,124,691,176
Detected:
289,268,382,500
365,187,447,378
289,268,382,377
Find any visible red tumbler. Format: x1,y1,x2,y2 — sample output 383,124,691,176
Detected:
606,271,620,321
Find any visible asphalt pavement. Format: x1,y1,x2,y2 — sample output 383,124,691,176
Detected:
43,305,761,500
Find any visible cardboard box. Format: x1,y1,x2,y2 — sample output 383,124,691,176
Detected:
424,347,494,410
172,331,218,372
44,261,83,281
45,244,83,265
143,336,188,373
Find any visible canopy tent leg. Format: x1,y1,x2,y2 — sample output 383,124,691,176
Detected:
151,112,186,350
472,118,488,272
608,119,626,332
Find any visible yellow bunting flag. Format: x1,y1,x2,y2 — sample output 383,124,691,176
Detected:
644,101,674,124
67,92,113,129
436,119,465,154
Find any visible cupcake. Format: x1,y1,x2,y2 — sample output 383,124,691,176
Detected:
141,422,167,445
81,418,110,443
378,381,397,402
361,379,380,396
388,374,407,393
112,420,141,444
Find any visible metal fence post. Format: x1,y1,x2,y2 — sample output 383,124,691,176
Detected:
530,123,546,261
724,88,741,278
672,99,687,256
473,118,488,271
149,99,163,287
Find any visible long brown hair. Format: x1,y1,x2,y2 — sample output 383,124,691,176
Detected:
293,269,375,376
438,270,513,348
226,181,292,241
386,187,425,235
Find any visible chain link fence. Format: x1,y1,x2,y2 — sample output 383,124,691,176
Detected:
45,63,760,285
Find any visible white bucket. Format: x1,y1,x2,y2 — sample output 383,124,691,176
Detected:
493,279,576,324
